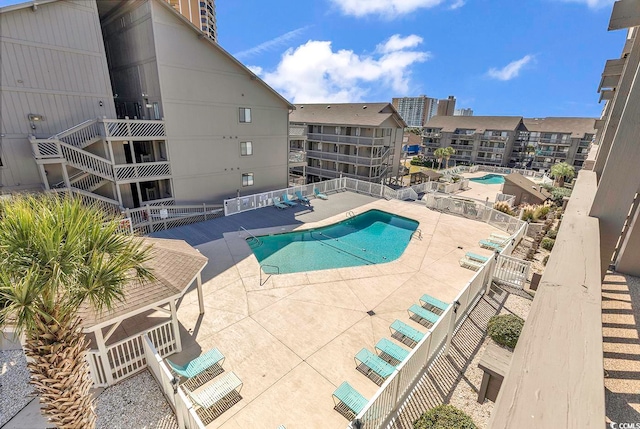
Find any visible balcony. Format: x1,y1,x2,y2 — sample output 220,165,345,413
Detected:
423,140,441,147
307,133,386,146
422,132,441,138
289,126,307,140
289,150,307,167
113,161,171,182
451,144,473,150
478,146,506,153
483,135,509,142
306,149,389,167
102,118,166,141
574,152,589,160
305,166,387,181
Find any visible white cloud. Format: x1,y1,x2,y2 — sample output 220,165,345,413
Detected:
556,0,614,9
251,35,429,103
329,0,444,17
377,34,424,53
247,65,263,75
234,27,309,60
449,0,465,9
487,55,534,81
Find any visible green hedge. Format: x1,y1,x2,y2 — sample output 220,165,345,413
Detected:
413,405,477,429
487,314,524,349
541,237,555,251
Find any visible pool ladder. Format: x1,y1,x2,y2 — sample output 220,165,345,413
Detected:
411,229,422,240
346,211,355,218
260,264,280,286
240,226,262,247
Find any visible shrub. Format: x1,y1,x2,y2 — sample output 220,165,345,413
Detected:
546,229,557,239
543,255,550,266
521,205,535,222
413,405,477,429
541,237,555,251
494,201,514,216
488,314,524,349
550,187,572,204
534,205,550,220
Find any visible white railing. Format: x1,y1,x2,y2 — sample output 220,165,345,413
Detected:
395,187,419,201
59,142,114,180
54,119,102,149
71,172,108,192
86,351,109,387
102,118,166,140
289,126,307,137
495,193,516,208
114,161,172,181
492,253,530,289
410,182,438,194
352,255,497,429
143,335,206,429
125,204,224,234
106,334,146,384
51,187,122,214
475,165,545,179
307,133,386,146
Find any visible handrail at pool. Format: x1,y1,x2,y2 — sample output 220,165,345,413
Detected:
240,226,262,246
260,264,280,286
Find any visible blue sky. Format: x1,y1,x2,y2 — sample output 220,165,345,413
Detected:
0,0,625,117
217,0,624,117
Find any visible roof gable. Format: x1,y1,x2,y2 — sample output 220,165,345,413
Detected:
290,102,407,127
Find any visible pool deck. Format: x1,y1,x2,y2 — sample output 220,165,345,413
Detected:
458,171,506,203
133,192,505,428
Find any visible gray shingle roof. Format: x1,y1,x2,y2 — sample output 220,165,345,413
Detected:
78,237,208,329
503,173,551,201
523,117,596,138
289,103,407,127
425,116,524,133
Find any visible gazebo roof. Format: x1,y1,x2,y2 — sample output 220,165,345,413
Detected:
78,237,208,330
409,167,443,180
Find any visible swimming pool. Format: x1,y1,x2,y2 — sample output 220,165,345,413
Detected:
469,174,505,185
247,209,419,273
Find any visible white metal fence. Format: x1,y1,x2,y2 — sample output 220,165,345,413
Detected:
349,204,528,429
495,193,516,208
125,204,224,235
493,253,531,289
143,335,205,429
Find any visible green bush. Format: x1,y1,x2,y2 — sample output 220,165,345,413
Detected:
543,255,550,266
488,314,524,349
521,207,535,222
546,229,557,239
413,405,477,429
534,205,550,220
541,237,555,251
550,187,572,204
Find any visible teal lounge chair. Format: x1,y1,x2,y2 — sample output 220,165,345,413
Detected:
272,197,288,209
489,232,511,242
354,348,396,385
419,294,449,314
479,239,504,251
332,381,368,420
408,304,439,328
459,256,484,271
389,319,424,348
281,193,297,206
375,338,409,365
314,188,328,200
295,190,311,205
465,252,489,263
166,348,224,380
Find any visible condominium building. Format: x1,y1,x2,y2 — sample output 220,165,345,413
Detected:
0,0,291,209
391,96,438,127
289,103,406,184
436,96,456,116
165,0,217,41
490,4,640,427
423,115,595,170
454,108,474,116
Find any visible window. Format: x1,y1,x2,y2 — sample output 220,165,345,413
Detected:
239,108,251,123
385,128,391,137
241,141,253,156
152,102,160,120
242,173,254,187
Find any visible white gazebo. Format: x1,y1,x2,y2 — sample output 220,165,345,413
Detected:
77,237,208,387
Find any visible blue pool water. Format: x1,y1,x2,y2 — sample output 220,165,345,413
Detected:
469,174,505,185
248,209,419,273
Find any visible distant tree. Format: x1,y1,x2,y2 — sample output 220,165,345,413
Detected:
434,147,446,170
550,162,575,187
444,147,456,169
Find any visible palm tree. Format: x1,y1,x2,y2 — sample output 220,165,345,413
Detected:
0,195,153,429
434,147,446,170
444,146,456,169
550,162,575,187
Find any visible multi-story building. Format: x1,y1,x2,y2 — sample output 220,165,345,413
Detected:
289,103,406,184
454,108,474,116
423,115,595,171
423,116,524,167
391,96,438,127
436,96,456,116
0,0,292,209
165,0,217,41
490,5,640,427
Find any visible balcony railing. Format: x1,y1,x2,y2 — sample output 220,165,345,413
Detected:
288,150,307,164
422,132,441,138
305,166,388,181
102,118,166,140
423,141,441,147
113,161,171,182
306,148,390,167
478,146,506,153
307,133,386,146
482,135,509,142
289,126,307,139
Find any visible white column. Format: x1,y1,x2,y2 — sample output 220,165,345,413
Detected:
38,164,50,190
197,273,205,315
94,328,114,386
170,300,182,353
61,164,71,188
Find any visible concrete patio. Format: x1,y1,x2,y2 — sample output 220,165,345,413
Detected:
141,192,505,428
